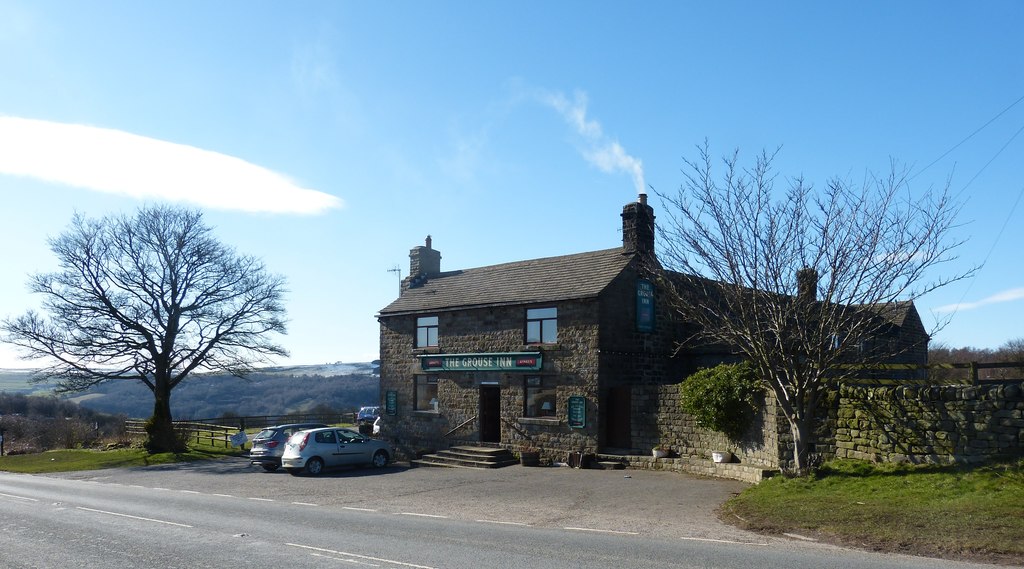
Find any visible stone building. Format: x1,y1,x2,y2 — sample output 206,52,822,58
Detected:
376,195,929,472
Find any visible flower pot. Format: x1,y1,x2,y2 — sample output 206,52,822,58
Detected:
652,448,668,459
712,451,733,463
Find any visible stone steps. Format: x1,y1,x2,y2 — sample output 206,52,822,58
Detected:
412,446,519,469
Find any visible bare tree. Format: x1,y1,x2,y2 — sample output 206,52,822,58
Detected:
2,205,288,453
656,143,975,474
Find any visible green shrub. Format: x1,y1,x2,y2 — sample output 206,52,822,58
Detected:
679,362,763,440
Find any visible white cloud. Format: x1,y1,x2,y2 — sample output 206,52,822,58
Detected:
933,287,1024,314
0,117,342,214
537,90,645,195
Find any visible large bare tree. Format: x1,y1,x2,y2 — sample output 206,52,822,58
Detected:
2,205,288,452
656,144,975,473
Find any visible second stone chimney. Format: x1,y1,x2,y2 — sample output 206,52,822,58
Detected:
621,192,655,256
408,235,441,288
797,268,818,304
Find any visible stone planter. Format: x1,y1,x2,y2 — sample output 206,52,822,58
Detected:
520,451,540,466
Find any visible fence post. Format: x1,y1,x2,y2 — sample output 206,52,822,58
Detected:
970,361,979,385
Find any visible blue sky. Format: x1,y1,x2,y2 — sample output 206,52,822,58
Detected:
1,2,1022,368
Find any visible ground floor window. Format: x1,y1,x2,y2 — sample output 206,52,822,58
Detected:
524,376,556,417
415,375,439,411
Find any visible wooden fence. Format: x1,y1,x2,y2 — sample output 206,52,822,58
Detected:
839,361,1024,385
124,420,243,448
124,412,360,449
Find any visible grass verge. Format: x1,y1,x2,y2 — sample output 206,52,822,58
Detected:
0,443,246,474
723,459,1024,564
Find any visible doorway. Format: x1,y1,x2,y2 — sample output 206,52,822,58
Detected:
479,384,501,443
603,386,632,450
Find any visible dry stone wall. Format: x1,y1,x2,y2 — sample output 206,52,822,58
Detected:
833,382,1024,464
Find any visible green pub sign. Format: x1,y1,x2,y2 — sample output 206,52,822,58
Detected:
567,396,586,429
420,352,542,372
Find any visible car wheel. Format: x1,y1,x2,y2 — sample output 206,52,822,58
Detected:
371,450,388,468
305,457,325,476
286,468,302,476
261,464,279,472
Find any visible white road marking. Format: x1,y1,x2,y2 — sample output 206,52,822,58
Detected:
563,527,640,535
212,493,234,498
0,492,38,502
248,497,274,502
287,543,437,569
310,552,381,566
475,519,530,527
397,512,448,519
76,507,193,528
343,506,378,512
180,490,201,494
292,502,319,507
680,536,769,546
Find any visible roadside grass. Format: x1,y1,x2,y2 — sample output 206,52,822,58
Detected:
724,459,1024,563
0,422,356,475
0,442,246,474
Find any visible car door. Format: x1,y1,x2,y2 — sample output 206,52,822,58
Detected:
336,429,372,466
311,429,342,468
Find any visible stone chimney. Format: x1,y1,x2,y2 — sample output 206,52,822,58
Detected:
408,235,441,288
797,268,818,304
621,192,655,256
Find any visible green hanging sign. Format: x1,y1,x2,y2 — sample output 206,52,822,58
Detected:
636,279,655,332
385,390,398,416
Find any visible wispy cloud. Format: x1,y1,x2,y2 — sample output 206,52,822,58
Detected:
933,287,1024,314
536,90,645,195
0,117,342,214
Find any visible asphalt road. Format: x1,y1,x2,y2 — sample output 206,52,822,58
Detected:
0,458,1016,568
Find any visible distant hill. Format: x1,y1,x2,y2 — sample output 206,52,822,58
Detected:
0,361,381,420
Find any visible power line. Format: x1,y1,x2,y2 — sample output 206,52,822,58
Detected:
911,92,1024,181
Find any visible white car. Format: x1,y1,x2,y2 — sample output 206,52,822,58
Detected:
281,427,393,476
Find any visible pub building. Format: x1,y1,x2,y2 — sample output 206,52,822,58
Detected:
375,194,928,471
378,193,706,463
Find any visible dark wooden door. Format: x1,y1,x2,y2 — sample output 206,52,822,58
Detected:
479,385,501,443
604,386,632,450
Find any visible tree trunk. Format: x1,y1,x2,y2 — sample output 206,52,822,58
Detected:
145,383,183,453
788,415,812,475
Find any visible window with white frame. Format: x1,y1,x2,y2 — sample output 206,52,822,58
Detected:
526,307,557,344
416,316,438,348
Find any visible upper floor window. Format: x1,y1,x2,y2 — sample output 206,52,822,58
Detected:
416,316,438,348
526,307,557,344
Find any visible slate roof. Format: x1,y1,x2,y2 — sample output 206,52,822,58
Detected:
378,248,635,316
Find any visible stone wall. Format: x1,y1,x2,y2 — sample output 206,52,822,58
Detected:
832,382,1024,464
631,383,787,470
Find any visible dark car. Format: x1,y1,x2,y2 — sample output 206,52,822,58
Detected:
356,406,380,425
248,423,328,472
